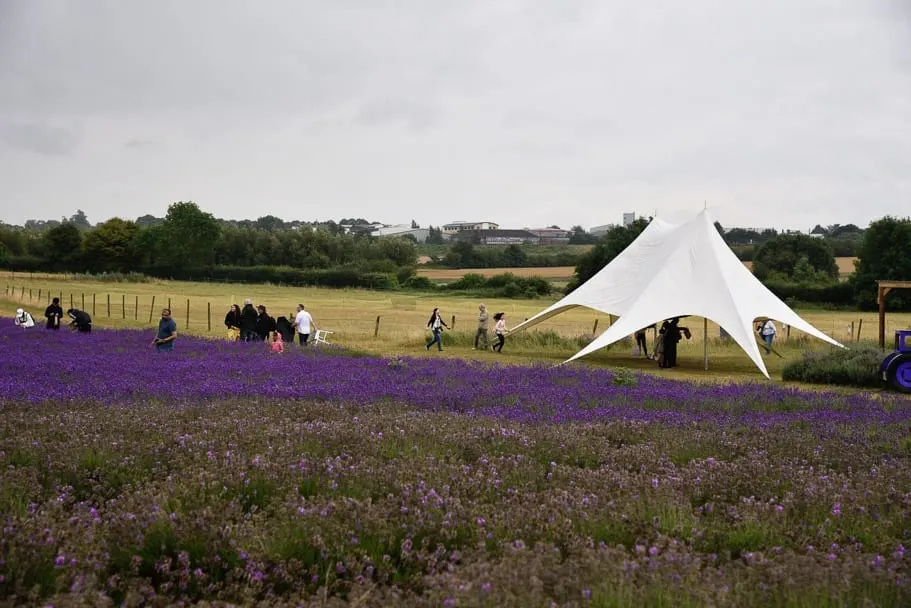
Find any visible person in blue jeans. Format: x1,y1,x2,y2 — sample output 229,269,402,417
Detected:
425,307,449,351
152,308,178,352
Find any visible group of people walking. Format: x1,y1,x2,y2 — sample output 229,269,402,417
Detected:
425,303,509,353
223,299,317,347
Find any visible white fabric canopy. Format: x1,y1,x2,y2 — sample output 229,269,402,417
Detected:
511,209,844,378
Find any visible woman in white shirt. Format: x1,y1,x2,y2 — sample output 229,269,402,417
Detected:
492,312,508,353
759,318,777,354
14,308,36,329
425,307,449,351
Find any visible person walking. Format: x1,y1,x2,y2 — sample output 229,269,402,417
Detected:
239,299,258,342
294,304,317,346
44,297,63,330
255,305,276,341
66,308,92,333
473,303,490,350
634,328,649,359
425,307,449,351
151,308,178,352
759,318,777,354
224,304,241,341
14,308,36,329
492,312,509,353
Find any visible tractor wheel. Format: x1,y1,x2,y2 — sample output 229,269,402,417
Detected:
886,353,911,394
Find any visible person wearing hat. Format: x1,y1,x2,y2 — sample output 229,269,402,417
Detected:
14,308,36,329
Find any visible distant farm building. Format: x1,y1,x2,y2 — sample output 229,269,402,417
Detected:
371,224,430,243
442,221,500,235
453,229,540,245
525,227,571,244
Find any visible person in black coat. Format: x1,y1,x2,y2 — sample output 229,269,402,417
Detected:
275,315,295,343
45,297,64,330
66,308,92,333
224,304,241,331
239,299,258,342
255,305,276,341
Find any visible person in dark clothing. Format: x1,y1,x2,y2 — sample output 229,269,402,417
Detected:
662,317,689,368
45,297,64,330
634,323,656,359
255,305,276,341
239,299,258,342
224,304,241,330
66,308,92,333
275,315,295,343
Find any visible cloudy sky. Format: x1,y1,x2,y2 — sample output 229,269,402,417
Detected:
1,0,909,231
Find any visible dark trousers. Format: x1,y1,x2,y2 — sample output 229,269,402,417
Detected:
493,333,505,352
474,328,489,349
299,332,310,346
240,329,255,342
635,333,648,357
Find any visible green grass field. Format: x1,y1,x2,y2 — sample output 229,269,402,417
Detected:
3,272,908,383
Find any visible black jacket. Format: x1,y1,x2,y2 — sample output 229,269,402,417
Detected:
255,313,276,336
239,304,258,332
275,316,294,342
67,309,92,328
224,309,241,329
45,304,64,328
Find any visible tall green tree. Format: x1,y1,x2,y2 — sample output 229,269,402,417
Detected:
68,209,92,230
751,234,838,282
569,218,650,290
82,218,140,272
158,201,221,269
41,222,83,270
853,216,911,310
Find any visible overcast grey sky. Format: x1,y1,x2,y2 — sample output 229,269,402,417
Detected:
1,0,909,231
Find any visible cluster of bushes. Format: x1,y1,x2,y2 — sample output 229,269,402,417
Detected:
781,346,883,388
163,265,411,290
764,280,855,308
403,272,552,299
438,242,580,269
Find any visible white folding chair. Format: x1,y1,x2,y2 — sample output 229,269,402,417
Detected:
312,329,333,346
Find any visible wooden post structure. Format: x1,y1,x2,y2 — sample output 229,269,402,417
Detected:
168,297,171,312
92,294,96,318
703,317,709,371
592,318,599,335
69,294,73,310
81,293,85,310
451,314,456,331
149,296,156,323
856,318,862,343
186,299,190,329
107,294,111,317
122,294,125,319
207,301,211,331
38,289,42,302
29,288,32,301
135,296,139,320
875,281,911,349
374,315,381,337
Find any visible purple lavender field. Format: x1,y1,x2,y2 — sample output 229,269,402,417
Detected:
1,320,909,607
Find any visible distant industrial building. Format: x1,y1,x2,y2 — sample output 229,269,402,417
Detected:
524,227,571,245
442,221,500,235
371,224,430,243
452,229,539,245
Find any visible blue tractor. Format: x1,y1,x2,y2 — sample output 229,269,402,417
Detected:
881,330,911,393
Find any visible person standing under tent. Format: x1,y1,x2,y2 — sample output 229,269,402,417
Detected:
425,307,449,351
255,305,276,341
151,308,178,352
492,312,509,353
759,318,777,354
634,323,656,359
14,308,36,329
67,308,92,333
294,304,317,346
44,297,63,330
473,303,490,350
662,317,689,368
239,299,258,342
224,304,241,341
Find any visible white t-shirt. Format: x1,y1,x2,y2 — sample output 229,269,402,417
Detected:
15,312,35,328
295,310,314,334
761,320,776,336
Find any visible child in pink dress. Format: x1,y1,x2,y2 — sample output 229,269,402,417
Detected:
270,333,284,353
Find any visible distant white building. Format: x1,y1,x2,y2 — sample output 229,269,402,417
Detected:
442,221,499,235
589,224,615,237
622,212,636,227
371,224,430,243
524,227,571,244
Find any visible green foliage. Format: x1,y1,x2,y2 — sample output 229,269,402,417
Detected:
569,218,650,290
439,240,580,269
157,201,222,269
764,280,855,306
752,234,838,282
781,346,883,388
81,218,140,273
443,272,552,298
853,216,911,311
40,222,83,270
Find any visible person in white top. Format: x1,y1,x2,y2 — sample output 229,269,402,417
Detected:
294,304,317,346
492,312,509,353
759,318,777,354
14,308,36,329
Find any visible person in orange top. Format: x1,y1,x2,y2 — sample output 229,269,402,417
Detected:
270,332,285,353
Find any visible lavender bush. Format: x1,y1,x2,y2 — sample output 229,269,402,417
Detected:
0,320,908,606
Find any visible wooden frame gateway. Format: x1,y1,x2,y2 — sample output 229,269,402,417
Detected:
878,281,911,348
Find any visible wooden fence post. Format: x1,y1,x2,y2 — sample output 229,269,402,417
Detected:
374,315,381,337
135,295,139,320
168,297,171,312
786,325,791,341
29,288,32,302
81,293,85,310
20,286,25,299
70,294,73,310
107,294,111,317
207,302,211,331
122,294,125,319
451,315,456,330
92,294,96,318
186,299,190,329
592,318,599,335
149,296,156,323
38,289,42,303
856,319,863,343
47,291,50,305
